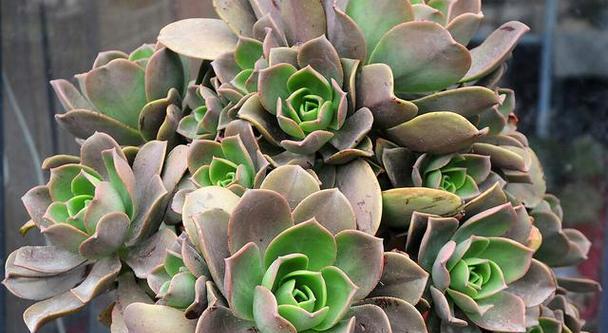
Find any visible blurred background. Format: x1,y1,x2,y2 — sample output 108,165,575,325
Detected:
1,0,607,332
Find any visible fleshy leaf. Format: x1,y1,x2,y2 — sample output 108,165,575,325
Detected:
386,112,487,154
84,59,146,129
182,186,240,249
369,21,471,93
212,0,257,37
346,0,414,55
297,35,344,86
316,266,358,330
225,242,264,321
253,286,297,333
158,18,238,60
264,220,337,271
279,0,327,45
229,189,294,254
413,86,499,118
197,305,258,332
292,189,356,235
466,291,526,332
369,251,429,305
357,64,418,129
382,188,462,228
334,230,383,300
124,303,197,332
460,21,530,82
335,159,382,234
260,165,320,209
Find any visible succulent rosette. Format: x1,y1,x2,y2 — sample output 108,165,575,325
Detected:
176,82,223,141
164,164,426,333
51,44,188,146
213,36,265,96
376,140,492,200
235,36,373,163
526,294,589,333
402,184,556,331
3,132,188,331
183,120,268,195
145,232,215,319
524,277,601,333
411,153,492,200
3,0,603,332
530,195,591,267
343,1,530,157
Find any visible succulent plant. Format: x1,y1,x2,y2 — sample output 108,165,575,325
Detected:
3,132,188,331
51,45,188,146
403,184,556,331
376,142,492,200
176,83,223,141
412,153,492,200
4,0,601,332
235,36,373,163
345,1,530,158
527,294,589,333
214,36,265,96
530,195,591,267
525,276,601,333
186,127,269,196
166,164,426,333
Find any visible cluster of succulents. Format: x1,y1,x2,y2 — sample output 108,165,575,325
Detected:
4,0,601,332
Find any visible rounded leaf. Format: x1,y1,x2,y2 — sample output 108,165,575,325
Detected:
369,21,471,93
264,220,337,271
158,18,238,60
387,112,487,154
292,189,356,235
124,303,197,333
382,188,462,228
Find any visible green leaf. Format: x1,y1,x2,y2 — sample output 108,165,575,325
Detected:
84,59,147,129
386,111,486,154
264,220,337,271
470,238,533,284
258,63,298,114
382,187,462,228
253,286,297,333
162,271,197,309
316,266,358,330
225,242,264,321
261,254,309,292
346,0,414,55
102,150,134,218
334,230,383,300
369,21,471,93
287,66,332,101
129,44,155,62
451,203,516,243
279,305,329,331
235,36,263,69
48,165,85,201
